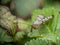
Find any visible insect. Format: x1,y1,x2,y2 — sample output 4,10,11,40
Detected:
31,14,53,31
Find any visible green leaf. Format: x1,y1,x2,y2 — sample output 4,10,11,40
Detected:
25,38,48,45
27,7,60,45
14,31,26,41
0,28,13,43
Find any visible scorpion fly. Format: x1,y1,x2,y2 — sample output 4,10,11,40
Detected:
31,14,53,32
